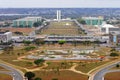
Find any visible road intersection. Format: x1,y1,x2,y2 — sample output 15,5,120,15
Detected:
0,63,24,80
89,60,120,80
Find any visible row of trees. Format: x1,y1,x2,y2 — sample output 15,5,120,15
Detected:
109,48,119,57
33,21,42,27
24,46,36,51
24,72,58,80
33,19,49,27
23,39,45,46
24,72,44,80
77,18,86,25
110,52,119,57
25,59,45,80
23,39,101,47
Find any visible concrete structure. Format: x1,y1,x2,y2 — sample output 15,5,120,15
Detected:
12,36,35,42
0,32,12,43
44,35,106,43
101,35,110,43
57,10,61,21
72,48,98,54
82,16,103,26
101,24,120,34
13,17,42,28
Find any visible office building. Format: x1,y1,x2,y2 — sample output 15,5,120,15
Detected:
13,17,42,28
82,16,103,26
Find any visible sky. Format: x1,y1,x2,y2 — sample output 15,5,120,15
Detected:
0,0,120,8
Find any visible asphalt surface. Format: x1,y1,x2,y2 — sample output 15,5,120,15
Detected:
93,61,120,80
0,63,24,80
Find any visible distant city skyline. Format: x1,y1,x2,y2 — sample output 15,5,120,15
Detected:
0,0,120,8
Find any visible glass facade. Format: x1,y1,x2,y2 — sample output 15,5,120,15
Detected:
113,35,117,43
28,21,33,27
84,18,103,26
13,20,34,28
13,17,41,28
13,21,17,27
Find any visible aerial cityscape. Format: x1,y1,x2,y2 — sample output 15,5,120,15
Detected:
0,0,120,80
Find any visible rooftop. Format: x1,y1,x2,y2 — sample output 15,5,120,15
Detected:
82,16,104,20
0,31,11,35
101,24,115,28
14,17,42,21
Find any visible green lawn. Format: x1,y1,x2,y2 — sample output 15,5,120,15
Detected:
33,70,88,80
41,21,85,36
75,61,109,73
43,62,73,69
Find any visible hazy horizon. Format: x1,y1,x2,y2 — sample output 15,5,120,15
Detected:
0,0,120,8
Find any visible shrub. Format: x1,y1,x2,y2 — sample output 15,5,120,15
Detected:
116,64,120,68
24,46,36,51
110,52,119,57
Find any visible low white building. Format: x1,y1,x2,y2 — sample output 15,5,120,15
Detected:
0,32,12,43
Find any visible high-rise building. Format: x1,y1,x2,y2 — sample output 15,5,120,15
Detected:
57,10,61,21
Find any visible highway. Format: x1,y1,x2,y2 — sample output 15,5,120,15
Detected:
90,61,120,80
0,63,24,80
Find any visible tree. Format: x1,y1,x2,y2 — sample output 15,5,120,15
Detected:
47,62,51,66
52,78,58,80
35,39,45,46
33,22,39,27
14,31,23,35
58,40,66,47
110,48,116,52
34,77,42,80
77,19,86,25
24,46,36,51
61,62,67,69
94,40,100,46
23,40,32,46
34,58,45,66
83,41,91,48
80,20,86,25
33,21,42,27
24,72,35,80
116,64,119,68
110,52,119,57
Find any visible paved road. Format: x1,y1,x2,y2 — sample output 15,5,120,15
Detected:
0,63,24,80
91,61,120,80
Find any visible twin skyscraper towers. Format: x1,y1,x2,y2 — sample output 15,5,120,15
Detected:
56,10,61,22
